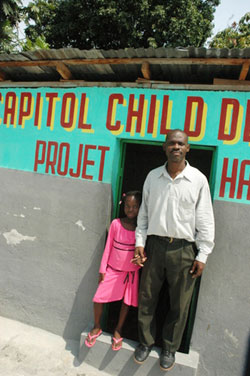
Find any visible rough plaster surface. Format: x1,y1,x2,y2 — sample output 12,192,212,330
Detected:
0,168,112,340
0,315,110,376
192,200,250,376
3,229,36,245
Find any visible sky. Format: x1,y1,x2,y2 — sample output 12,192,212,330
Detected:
212,0,249,36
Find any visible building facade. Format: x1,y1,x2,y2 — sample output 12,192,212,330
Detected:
0,48,249,375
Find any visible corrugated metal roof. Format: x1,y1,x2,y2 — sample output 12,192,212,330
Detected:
0,47,250,84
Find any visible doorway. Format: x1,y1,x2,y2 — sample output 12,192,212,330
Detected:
106,141,215,353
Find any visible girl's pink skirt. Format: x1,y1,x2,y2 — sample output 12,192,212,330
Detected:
93,266,139,307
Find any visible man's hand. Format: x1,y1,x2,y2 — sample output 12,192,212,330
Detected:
131,246,147,267
190,260,205,279
98,273,105,283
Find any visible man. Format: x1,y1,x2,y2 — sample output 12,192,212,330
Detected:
132,129,214,371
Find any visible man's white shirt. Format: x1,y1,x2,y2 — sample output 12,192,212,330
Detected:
135,162,215,264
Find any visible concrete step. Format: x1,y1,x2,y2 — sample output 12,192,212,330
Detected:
79,331,199,376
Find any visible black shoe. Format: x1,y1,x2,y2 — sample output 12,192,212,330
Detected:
134,344,152,364
159,349,175,371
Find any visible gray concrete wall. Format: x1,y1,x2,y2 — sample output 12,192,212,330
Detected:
0,168,112,340
192,200,250,376
1,168,250,376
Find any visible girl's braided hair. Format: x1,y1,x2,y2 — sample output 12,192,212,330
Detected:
120,190,142,205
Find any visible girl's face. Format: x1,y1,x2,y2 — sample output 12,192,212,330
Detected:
124,195,140,219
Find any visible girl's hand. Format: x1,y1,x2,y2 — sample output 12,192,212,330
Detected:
99,273,105,283
131,247,147,267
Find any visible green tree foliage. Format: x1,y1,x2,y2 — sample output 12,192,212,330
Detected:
210,12,250,48
22,35,49,51
24,0,220,49
0,0,22,53
23,0,60,46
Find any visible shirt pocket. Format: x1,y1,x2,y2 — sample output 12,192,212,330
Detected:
178,199,195,222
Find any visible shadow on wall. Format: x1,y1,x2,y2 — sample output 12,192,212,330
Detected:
243,333,250,376
62,233,107,341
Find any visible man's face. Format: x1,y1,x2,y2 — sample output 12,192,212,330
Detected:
163,131,190,163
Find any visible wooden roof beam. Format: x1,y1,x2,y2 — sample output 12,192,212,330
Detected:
141,61,151,80
136,78,170,84
56,62,73,80
213,78,250,86
239,62,249,80
0,57,250,68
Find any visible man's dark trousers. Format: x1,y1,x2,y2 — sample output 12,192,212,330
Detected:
138,235,196,352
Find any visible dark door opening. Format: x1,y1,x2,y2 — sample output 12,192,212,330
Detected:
106,141,214,353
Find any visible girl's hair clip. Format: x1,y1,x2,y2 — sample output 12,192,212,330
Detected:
119,193,126,205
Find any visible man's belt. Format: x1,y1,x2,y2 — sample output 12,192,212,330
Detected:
150,235,192,244
160,236,174,243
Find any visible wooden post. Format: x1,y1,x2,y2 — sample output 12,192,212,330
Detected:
56,62,73,80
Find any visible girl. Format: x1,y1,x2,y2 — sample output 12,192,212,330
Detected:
85,191,142,351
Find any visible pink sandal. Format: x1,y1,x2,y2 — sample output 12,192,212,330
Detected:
112,336,123,351
84,329,102,348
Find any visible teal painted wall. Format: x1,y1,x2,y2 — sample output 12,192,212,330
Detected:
0,87,249,204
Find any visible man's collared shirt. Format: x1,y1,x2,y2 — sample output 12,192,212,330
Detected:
135,162,215,264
